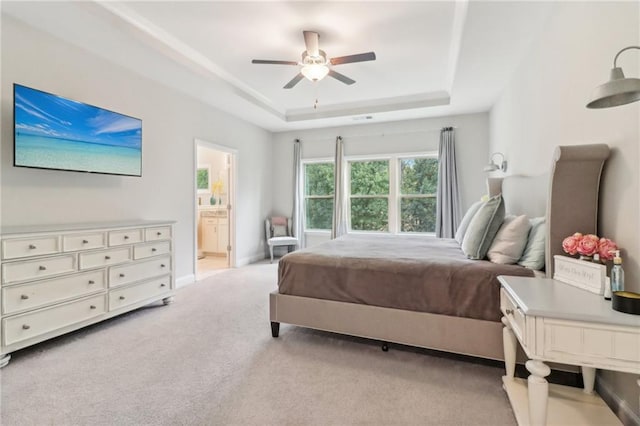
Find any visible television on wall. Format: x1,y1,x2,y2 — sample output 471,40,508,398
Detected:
13,84,142,177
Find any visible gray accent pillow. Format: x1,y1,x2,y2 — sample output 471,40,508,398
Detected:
454,200,484,244
487,215,531,264
272,225,288,237
461,195,505,260
518,217,546,270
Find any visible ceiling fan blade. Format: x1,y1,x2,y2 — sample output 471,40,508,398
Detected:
303,31,320,56
330,52,376,66
284,73,305,89
252,59,299,65
328,70,355,85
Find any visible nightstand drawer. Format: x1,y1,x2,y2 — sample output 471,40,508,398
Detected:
501,288,526,342
133,242,171,260
109,276,170,311
108,229,143,246
79,247,131,270
63,232,106,252
2,294,106,346
2,236,60,260
2,255,77,285
2,270,106,315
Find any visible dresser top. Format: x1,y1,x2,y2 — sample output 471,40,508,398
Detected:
1,220,175,237
498,275,640,327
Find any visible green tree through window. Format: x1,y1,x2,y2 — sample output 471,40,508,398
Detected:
304,163,334,230
350,160,389,231
400,157,438,232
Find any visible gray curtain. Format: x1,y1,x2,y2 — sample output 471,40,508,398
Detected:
435,127,461,238
292,139,304,248
331,136,348,239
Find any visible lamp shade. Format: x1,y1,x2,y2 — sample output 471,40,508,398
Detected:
301,64,329,82
587,67,640,109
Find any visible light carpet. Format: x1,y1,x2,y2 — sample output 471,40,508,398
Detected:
0,261,516,425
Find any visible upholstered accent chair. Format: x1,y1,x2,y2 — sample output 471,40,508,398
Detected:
265,217,298,263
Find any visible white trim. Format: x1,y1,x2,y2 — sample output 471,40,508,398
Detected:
236,252,267,267
176,274,196,288
302,157,333,164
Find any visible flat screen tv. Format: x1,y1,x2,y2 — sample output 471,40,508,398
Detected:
14,84,142,177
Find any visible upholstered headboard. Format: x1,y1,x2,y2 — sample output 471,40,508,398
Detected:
487,144,609,278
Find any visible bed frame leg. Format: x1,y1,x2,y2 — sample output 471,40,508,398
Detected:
381,342,389,352
271,321,280,338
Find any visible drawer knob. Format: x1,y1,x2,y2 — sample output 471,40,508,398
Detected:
157,232,162,236
88,280,95,285
28,244,37,249
20,294,29,300
90,305,97,309
505,308,514,315
105,256,111,260
151,248,157,252
22,324,30,330
119,273,125,278
124,235,129,240
82,239,89,244
160,264,166,268
119,296,126,300
39,265,47,271
160,283,166,287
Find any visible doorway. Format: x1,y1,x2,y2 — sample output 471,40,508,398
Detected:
194,139,236,280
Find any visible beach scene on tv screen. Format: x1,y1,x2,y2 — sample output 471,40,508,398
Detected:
14,85,142,176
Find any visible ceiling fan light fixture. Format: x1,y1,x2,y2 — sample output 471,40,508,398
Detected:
301,64,329,82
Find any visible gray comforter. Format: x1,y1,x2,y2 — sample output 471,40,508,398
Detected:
278,234,534,322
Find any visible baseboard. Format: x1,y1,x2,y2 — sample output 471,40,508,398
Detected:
176,274,196,288
236,252,266,267
597,376,640,426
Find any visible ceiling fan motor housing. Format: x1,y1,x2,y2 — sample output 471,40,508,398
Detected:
302,50,328,65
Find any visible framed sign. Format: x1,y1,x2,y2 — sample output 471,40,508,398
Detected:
553,255,606,295
197,165,211,194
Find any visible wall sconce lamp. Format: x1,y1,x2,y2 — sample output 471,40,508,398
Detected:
587,46,640,109
484,152,507,172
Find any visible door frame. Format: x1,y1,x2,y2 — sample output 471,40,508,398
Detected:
193,138,238,278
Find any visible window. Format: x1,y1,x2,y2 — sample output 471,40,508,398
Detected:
304,162,334,230
399,157,438,233
349,160,389,231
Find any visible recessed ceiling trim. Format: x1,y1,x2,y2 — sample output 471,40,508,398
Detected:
285,92,450,122
446,0,469,93
95,1,286,121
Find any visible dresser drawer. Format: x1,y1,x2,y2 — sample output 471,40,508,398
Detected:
2,236,61,260
2,270,106,315
109,276,171,311
2,294,106,346
145,226,171,242
108,229,143,246
63,232,106,252
501,288,526,342
133,241,171,260
2,255,77,285
108,256,170,288
79,247,131,270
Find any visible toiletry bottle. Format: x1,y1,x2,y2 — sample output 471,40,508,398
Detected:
610,250,625,293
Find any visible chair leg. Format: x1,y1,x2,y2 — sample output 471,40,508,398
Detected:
269,246,274,263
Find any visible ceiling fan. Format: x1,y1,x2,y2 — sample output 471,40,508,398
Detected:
251,30,376,89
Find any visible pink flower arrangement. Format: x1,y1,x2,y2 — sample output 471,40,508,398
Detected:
562,233,618,261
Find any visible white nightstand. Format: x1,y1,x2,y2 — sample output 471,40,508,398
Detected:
498,275,640,426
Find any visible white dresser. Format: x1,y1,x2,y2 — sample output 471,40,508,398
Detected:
0,220,176,367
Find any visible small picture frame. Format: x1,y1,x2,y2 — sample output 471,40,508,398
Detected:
196,165,211,194
553,255,606,295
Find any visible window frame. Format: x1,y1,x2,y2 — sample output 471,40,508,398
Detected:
302,158,334,233
397,153,439,235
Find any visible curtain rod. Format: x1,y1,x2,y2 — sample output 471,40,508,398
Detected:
292,127,458,143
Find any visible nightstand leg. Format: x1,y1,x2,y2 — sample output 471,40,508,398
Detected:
526,360,551,426
581,366,596,394
501,316,517,380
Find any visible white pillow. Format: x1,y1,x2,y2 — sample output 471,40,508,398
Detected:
455,200,484,244
487,215,531,264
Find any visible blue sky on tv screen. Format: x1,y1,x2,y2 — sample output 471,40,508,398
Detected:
14,85,141,149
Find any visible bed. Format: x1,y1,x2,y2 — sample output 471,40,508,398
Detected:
269,144,610,361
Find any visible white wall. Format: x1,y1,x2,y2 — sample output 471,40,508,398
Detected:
272,113,491,246
1,16,273,281
490,1,639,419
